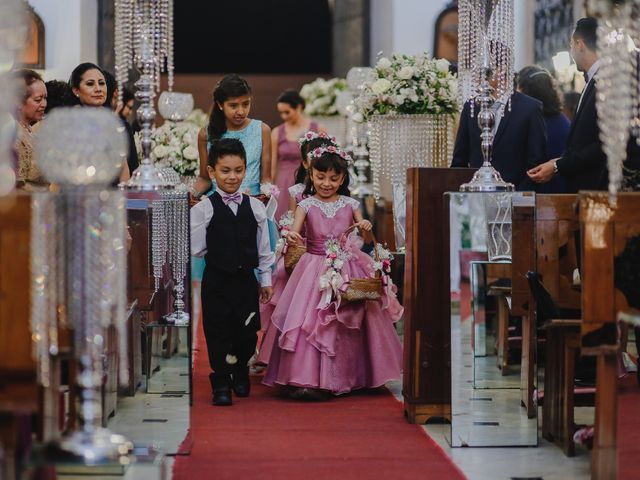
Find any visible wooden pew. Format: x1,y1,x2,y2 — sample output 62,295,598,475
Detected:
512,194,586,449
0,193,38,479
535,195,585,456
511,195,536,417
579,192,640,480
403,167,474,423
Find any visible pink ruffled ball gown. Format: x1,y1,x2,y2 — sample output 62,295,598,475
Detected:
263,195,403,395
257,183,307,365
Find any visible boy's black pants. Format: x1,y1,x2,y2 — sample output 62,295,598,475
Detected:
201,266,260,389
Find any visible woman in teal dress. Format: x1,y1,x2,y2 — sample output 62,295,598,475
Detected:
192,74,276,281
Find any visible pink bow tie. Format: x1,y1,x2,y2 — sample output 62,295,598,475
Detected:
221,192,242,205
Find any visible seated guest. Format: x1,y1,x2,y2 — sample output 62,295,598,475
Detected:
450,78,547,190
517,66,570,193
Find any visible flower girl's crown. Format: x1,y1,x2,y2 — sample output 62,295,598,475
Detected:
307,145,353,165
297,131,337,146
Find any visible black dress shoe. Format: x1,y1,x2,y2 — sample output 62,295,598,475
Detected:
213,386,232,406
232,377,250,397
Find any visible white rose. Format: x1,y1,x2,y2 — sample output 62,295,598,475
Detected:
397,66,414,80
334,259,344,270
435,58,450,73
153,145,168,158
376,57,392,69
371,78,392,94
183,145,198,160
352,111,364,123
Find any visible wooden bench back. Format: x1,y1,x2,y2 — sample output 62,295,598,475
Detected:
0,193,38,412
535,194,581,311
511,194,580,315
580,192,640,350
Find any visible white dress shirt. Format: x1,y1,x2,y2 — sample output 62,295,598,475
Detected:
576,59,601,113
190,188,274,287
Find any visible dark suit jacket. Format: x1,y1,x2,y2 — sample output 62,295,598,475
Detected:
557,77,640,192
451,92,546,190
555,79,606,192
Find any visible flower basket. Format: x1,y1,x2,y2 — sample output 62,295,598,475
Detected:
339,225,383,302
284,243,306,274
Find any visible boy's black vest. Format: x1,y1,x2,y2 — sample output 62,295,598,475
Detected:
205,192,258,274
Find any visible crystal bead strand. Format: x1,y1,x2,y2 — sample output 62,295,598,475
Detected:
594,3,633,198
30,193,53,387
167,0,175,90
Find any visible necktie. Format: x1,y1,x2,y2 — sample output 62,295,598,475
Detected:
221,192,242,205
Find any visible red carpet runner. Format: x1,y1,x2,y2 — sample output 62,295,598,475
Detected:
173,321,466,480
617,374,640,478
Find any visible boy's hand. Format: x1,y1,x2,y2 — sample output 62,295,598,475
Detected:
260,286,273,304
356,220,373,232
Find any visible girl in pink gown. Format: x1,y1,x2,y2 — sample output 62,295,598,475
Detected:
257,132,339,365
263,146,403,399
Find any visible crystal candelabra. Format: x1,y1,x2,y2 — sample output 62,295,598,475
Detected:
115,0,175,190
33,108,132,462
346,67,373,198
459,0,515,192
158,168,190,325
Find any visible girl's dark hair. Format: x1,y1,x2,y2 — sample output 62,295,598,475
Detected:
68,62,105,105
516,65,563,116
12,69,44,102
207,74,252,141
208,138,247,167
295,137,336,184
304,152,351,197
277,89,305,110
102,70,117,108
44,80,73,113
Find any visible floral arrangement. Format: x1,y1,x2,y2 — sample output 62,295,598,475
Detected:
184,108,209,129
298,131,336,146
371,244,393,275
275,211,294,257
300,77,348,116
307,145,353,165
353,52,459,122
135,121,201,176
319,237,352,302
260,182,280,199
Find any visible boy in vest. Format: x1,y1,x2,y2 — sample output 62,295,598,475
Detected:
191,138,274,406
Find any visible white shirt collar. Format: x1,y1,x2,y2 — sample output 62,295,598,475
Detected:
585,59,601,84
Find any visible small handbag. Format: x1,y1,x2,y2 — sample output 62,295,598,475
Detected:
339,225,383,302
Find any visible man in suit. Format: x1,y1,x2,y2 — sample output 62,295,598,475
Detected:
451,80,547,190
526,17,640,192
